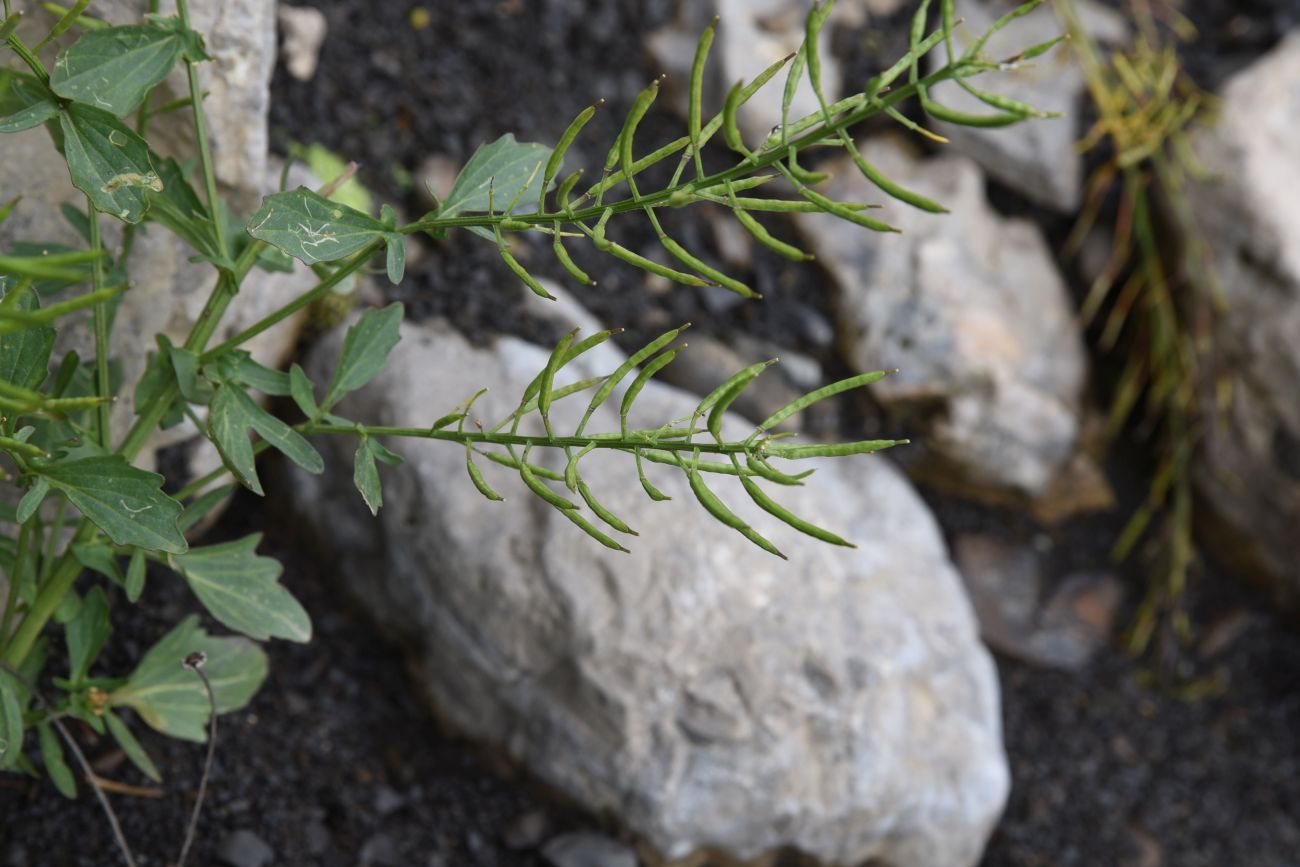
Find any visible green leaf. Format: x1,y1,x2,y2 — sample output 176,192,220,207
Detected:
50,24,186,116
207,384,263,495
16,477,49,523
144,156,219,260
323,303,403,408
0,72,60,133
125,548,146,603
385,233,405,285
0,287,55,391
172,535,311,643
288,363,316,418
0,670,24,771
65,585,110,684
246,187,386,265
178,484,234,533
104,710,161,782
232,387,323,474
72,541,125,587
227,353,292,396
59,103,161,224
437,134,553,218
353,437,382,516
110,615,267,742
38,723,76,798
39,456,186,554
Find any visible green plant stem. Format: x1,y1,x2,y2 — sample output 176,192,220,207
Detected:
175,0,228,266
200,241,380,363
0,521,31,653
304,423,760,454
4,31,49,84
87,199,112,450
1,526,91,668
401,57,968,237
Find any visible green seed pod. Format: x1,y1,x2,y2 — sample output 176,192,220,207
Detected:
621,348,684,431
605,240,712,287
565,441,598,491
563,509,630,553
723,79,748,155
552,229,593,286
466,445,504,502
578,324,690,436
687,462,785,559
800,188,900,233
657,233,756,298
739,473,853,547
635,449,671,501
620,77,662,199
520,459,579,511
556,169,584,214
689,17,718,179
499,247,556,300
542,101,601,211
578,480,637,535
733,208,812,261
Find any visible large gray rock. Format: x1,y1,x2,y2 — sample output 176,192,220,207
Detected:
927,0,1127,212
1186,33,1300,612
286,313,1009,867
797,136,1086,501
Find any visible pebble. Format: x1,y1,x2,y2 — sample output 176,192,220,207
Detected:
216,829,275,867
359,832,403,866
278,5,328,81
502,809,550,850
541,831,640,867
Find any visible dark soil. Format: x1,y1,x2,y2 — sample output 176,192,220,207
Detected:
4,2,1300,866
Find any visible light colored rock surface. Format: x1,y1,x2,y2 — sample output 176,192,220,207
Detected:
797,136,1086,500
278,4,328,82
647,0,847,145
927,0,1127,212
286,312,1009,867
1186,33,1300,611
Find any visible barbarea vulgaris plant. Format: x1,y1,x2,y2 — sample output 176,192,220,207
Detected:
0,0,1056,858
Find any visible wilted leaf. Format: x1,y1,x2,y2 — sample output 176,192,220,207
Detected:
110,615,267,742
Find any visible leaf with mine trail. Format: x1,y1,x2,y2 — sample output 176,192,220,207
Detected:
39,455,187,554
246,187,387,265
173,535,311,643
51,24,186,116
437,134,554,219
111,615,268,742
59,103,161,224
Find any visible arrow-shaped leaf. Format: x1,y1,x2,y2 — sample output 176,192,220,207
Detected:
110,615,267,742
246,187,386,265
172,535,311,643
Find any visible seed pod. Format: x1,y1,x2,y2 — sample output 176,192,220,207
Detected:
578,480,637,535
657,233,756,298
563,509,630,553
541,101,601,211
604,240,712,287
578,324,690,435
552,230,593,285
733,208,812,261
689,17,718,179
621,348,684,431
520,459,579,510
687,462,785,559
466,445,504,502
723,79,748,155
499,246,556,300
635,449,671,501
739,473,853,547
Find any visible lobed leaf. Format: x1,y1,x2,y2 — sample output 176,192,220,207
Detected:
39,455,186,554
247,187,386,265
51,24,186,116
173,535,311,643
111,614,268,742
438,134,554,219
59,103,161,223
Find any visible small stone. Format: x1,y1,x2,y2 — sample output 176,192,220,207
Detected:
503,810,550,850
304,821,332,857
216,830,274,867
541,832,639,867
1030,452,1117,526
360,833,403,866
373,784,405,817
278,5,328,82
